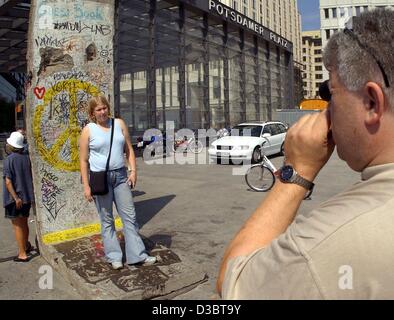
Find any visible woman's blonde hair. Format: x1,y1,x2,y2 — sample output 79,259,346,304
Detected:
88,95,111,122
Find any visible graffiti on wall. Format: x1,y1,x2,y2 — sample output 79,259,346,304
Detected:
40,165,66,222
33,79,100,171
30,0,114,231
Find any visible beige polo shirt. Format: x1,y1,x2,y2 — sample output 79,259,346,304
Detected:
222,163,394,299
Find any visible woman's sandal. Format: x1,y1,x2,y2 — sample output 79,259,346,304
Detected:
13,256,30,262
25,241,34,254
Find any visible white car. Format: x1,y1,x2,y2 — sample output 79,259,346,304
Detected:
208,121,287,163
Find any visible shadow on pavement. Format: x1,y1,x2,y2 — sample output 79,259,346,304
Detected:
135,194,176,228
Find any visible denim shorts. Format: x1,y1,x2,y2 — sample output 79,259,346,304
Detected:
4,202,31,219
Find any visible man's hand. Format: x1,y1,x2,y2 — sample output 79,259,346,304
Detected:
284,109,335,181
127,170,137,188
84,186,94,202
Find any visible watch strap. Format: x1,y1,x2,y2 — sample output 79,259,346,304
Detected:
292,174,314,191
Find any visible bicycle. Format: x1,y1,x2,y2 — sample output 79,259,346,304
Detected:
245,141,312,199
171,135,204,154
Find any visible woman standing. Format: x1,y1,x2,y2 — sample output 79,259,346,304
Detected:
80,95,156,270
3,131,35,262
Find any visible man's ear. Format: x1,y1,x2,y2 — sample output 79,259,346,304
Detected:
364,82,386,125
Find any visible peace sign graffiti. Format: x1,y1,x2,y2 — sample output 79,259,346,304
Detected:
33,79,100,171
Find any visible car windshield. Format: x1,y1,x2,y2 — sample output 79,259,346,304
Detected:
230,125,262,137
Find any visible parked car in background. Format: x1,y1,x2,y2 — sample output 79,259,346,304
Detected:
208,121,287,163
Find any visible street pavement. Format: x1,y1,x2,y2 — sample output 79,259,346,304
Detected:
0,149,359,299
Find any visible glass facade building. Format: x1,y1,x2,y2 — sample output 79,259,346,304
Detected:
116,0,294,136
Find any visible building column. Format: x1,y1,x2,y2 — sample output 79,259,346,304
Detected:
239,29,246,123
202,13,210,129
113,0,120,117
287,51,294,109
253,36,260,121
223,22,230,128
266,42,272,120
161,68,166,132
276,46,282,110
178,3,186,128
130,72,135,135
148,0,157,128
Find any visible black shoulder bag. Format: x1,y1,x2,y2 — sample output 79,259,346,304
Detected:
89,118,115,196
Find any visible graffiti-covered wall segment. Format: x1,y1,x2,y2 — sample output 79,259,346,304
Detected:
26,0,114,239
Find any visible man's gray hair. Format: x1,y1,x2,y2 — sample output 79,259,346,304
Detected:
323,8,394,107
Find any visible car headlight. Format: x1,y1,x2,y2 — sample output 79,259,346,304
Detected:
235,145,249,150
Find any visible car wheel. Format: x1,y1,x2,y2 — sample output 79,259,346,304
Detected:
252,147,262,164
280,143,285,156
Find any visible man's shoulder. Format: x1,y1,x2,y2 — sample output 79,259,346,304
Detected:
292,178,394,254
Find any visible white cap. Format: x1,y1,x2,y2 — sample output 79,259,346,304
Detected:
6,131,24,149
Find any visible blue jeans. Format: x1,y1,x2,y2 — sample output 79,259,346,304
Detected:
94,167,148,264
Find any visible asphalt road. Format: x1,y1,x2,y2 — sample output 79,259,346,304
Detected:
0,149,359,299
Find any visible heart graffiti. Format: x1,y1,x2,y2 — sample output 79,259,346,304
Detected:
34,87,46,99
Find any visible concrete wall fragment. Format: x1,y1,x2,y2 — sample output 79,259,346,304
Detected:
26,0,115,244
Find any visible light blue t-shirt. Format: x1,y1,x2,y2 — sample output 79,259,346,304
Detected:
88,119,125,171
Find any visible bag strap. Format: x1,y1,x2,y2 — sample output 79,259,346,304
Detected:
105,118,115,171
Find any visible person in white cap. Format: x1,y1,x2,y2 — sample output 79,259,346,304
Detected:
3,131,35,262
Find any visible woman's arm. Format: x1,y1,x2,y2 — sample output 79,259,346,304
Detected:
79,126,93,202
5,177,23,209
118,119,137,188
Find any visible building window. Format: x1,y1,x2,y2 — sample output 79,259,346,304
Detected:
332,8,337,18
316,74,323,79
303,56,306,62
315,57,322,63
232,0,237,10
324,8,329,19
325,29,330,40
355,6,361,16
213,76,221,99
302,48,306,53
315,66,323,71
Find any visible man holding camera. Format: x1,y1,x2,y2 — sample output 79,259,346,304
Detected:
217,8,394,299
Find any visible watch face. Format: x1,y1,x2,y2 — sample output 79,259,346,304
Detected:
280,165,294,181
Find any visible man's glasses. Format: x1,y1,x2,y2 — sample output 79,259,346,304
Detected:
318,27,390,102
344,28,390,88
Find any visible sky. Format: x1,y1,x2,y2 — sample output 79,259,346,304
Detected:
298,0,321,31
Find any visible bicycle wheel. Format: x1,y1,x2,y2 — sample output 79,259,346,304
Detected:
245,164,275,192
188,140,204,154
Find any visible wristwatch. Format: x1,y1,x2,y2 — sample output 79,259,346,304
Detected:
278,165,314,192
